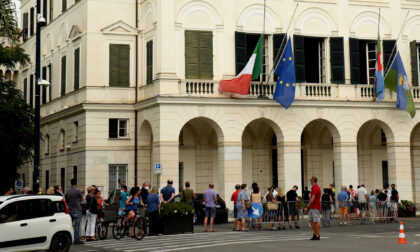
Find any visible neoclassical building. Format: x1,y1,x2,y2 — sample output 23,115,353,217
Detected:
17,0,420,208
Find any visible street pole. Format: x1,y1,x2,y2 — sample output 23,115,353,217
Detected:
33,0,42,194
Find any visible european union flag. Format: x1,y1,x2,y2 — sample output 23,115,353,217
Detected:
273,37,296,109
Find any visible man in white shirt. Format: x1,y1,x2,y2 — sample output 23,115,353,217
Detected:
357,185,368,221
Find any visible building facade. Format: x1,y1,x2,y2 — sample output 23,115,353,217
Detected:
17,0,420,208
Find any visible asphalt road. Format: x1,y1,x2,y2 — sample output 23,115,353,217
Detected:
71,218,420,252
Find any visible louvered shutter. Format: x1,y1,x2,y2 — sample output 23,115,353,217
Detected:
349,38,360,84
411,41,419,87
109,45,120,86
43,0,48,24
199,31,213,80
119,45,130,87
293,35,305,83
74,48,80,90
30,75,34,108
383,40,396,74
235,32,247,75
61,56,66,96
24,78,27,102
42,66,47,104
185,31,200,79
23,13,28,40
48,64,52,101
30,8,34,36
147,41,153,84
273,33,286,81
330,37,345,84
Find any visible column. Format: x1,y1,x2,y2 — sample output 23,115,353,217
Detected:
279,142,302,192
218,142,242,209
335,142,358,191
390,143,413,201
152,141,179,192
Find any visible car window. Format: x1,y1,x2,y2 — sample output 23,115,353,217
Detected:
26,199,54,218
53,200,66,213
0,201,3,205
0,201,27,223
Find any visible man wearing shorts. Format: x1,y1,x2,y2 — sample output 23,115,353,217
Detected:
357,184,368,221
305,176,321,240
337,186,349,225
203,184,218,232
286,186,300,229
231,184,240,230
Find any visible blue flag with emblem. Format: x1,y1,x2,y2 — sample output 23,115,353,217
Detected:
273,37,296,109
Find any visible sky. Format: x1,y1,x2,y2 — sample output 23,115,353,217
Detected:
13,0,21,27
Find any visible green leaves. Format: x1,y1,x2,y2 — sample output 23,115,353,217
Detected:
160,202,195,217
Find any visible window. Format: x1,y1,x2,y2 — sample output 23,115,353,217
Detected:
43,0,48,24
380,129,387,146
365,42,377,85
44,134,50,155
74,48,80,90
45,170,49,189
60,168,65,193
23,78,27,102
22,12,28,41
26,199,54,218
109,165,127,192
109,119,128,138
0,201,27,223
73,121,78,142
146,41,153,84
48,63,52,101
42,66,47,104
61,56,66,96
410,41,419,87
30,74,34,108
59,130,65,151
185,30,213,80
49,0,53,22
293,35,326,83
330,37,345,84
73,166,77,181
109,44,130,87
30,7,34,36
62,0,67,12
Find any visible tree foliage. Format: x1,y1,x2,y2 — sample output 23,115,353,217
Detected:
0,0,33,194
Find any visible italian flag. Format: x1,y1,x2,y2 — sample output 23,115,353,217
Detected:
219,36,262,95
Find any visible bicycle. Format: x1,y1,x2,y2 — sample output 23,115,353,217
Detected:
96,206,109,240
112,207,146,240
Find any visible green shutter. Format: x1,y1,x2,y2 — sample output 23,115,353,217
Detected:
30,75,34,107
61,56,66,96
185,31,200,79
119,45,130,87
198,31,213,80
43,0,48,24
383,40,396,74
23,13,28,40
42,66,47,104
411,41,419,87
273,33,286,81
330,37,345,84
30,8,34,36
293,35,305,83
109,44,130,87
235,32,247,75
349,38,360,84
48,64,52,101
147,41,153,84
23,78,27,102
74,48,80,90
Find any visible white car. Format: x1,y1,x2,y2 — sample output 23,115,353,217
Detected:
0,195,74,252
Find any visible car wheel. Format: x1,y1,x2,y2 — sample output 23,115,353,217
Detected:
49,233,71,252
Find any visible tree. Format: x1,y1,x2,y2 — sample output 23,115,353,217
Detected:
0,0,32,194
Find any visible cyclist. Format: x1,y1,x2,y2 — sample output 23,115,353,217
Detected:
119,185,129,216
125,187,143,237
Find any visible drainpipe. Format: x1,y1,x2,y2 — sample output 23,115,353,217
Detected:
134,0,139,187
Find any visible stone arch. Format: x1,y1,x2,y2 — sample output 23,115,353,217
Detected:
410,123,420,205
350,11,391,38
58,23,69,47
138,120,155,186
176,0,222,29
143,2,156,32
43,33,54,55
403,15,420,40
295,7,337,35
237,4,281,33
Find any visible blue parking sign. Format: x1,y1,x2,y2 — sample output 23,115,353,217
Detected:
154,163,162,174
248,202,263,219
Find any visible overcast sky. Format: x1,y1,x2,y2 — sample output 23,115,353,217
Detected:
13,0,21,27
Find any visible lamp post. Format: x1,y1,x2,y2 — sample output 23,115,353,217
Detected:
33,0,47,194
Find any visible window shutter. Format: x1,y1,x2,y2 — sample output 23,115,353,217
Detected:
411,41,419,87
43,0,48,24
185,31,200,79
23,13,28,40
30,8,34,36
62,0,67,12
61,56,66,96
42,66,47,104
24,78,27,102
293,35,305,83
74,48,80,90
198,31,213,80
48,64,52,101
30,75,34,108
330,37,345,84
273,33,286,81
119,45,130,87
383,40,396,74
235,32,247,75
49,0,53,22
147,41,153,84
349,38,360,84
109,45,120,86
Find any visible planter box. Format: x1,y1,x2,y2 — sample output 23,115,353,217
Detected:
398,207,416,217
162,215,194,235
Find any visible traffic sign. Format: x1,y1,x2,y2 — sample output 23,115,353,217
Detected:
248,202,263,219
154,163,162,174
15,179,23,191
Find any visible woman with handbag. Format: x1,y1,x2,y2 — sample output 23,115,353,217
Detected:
276,187,287,229
266,187,278,230
251,184,262,230
236,184,249,231
86,188,99,241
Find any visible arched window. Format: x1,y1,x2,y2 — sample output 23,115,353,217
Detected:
45,134,50,155
59,130,65,151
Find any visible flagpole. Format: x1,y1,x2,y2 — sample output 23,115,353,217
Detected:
265,3,299,85
384,10,409,77
258,0,267,98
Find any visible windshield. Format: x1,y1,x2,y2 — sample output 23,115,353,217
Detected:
0,201,3,205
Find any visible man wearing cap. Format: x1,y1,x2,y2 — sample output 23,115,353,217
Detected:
304,176,321,240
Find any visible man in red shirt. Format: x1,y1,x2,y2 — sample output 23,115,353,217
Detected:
304,176,321,240
231,184,240,230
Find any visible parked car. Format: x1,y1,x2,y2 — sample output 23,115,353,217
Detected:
174,193,228,224
103,190,121,224
0,195,74,252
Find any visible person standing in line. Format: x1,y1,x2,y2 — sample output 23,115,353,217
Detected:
302,187,310,204
181,181,196,204
4,188,14,195
236,184,249,231
376,189,387,223
368,190,377,224
357,185,368,222
337,186,349,225
65,179,84,244
79,187,87,242
23,187,30,195
203,184,218,232
160,180,175,204
146,187,162,236
251,184,263,230
266,186,277,231
348,185,356,219
38,187,44,195
276,187,287,229
390,184,399,222
329,184,336,217
140,182,150,218
321,188,332,227
286,185,300,229
263,186,278,202
231,184,240,231
86,188,99,241
304,176,322,241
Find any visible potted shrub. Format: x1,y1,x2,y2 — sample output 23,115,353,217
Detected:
160,202,195,234
399,200,416,217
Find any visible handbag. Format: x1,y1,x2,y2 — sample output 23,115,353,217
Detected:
245,200,252,209
267,202,278,211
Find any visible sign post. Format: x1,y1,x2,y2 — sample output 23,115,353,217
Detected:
154,163,162,188
15,179,23,192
